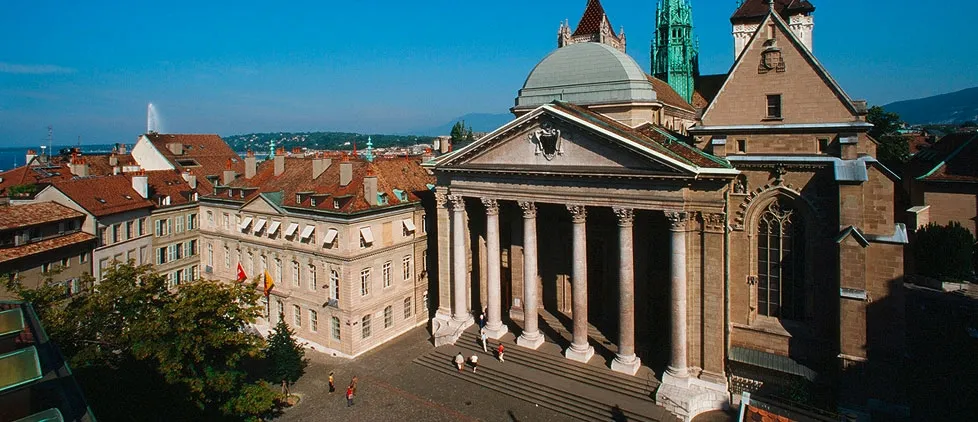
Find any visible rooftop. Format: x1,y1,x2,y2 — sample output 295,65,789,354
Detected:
51,176,154,218
571,0,619,38
0,231,96,265
0,203,84,232
910,132,978,182
731,0,815,22
142,133,243,194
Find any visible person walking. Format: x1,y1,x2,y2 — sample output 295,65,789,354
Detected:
351,375,359,396
346,385,354,407
470,354,479,373
328,371,335,394
480,328,488,353
497,343,505,362
454,352,465,372
478,310,486,329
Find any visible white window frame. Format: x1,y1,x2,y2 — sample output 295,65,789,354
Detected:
360,268,371,296
382,262,392,289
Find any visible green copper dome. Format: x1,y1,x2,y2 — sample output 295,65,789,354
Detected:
516,43,657,109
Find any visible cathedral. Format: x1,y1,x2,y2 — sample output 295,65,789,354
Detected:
428,0,906,420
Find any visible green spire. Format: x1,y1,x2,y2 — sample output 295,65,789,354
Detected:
651,0,699,103
365,136,375,162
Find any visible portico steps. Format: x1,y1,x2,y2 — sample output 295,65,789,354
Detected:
415,350,674,422
456,330,659,403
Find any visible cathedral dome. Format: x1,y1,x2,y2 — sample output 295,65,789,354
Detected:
515,42,657,110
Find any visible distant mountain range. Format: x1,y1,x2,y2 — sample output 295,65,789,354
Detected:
884,87,978,125
414,112,514,137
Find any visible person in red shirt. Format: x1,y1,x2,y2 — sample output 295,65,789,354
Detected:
497,343,505,362
346,385,354,407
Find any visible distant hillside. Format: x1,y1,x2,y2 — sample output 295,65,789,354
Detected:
884,87,978,125
222,132,436,153
416,113,513,137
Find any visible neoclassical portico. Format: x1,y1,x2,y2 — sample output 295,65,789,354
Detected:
426,103,738,419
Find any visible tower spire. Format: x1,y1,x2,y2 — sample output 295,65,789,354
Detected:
651,0,699,103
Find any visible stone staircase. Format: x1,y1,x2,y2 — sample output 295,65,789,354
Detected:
414,328,678,422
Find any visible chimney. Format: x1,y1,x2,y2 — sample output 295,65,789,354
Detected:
339,155,353,187
292,147,302,155
710,136,727,158
117,143,128,155
181,170,197,189
222,158,236,185
364,168,378,206
274,154,285,176
25,149,37,165
245,151,257,179
109,153,119,167
166,143,184,155
312,155,332,179
131,172,149,199
69,155,89,177
840,134,859,160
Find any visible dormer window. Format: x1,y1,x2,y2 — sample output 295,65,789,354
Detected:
333,200,340,209
378,193,389,206
310,198,317,207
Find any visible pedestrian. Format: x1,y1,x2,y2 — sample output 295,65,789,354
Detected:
328,371,335,394
497,343,505,362
470,354,479,373
478,311,486,329
454,351,465,372
351,375,359,396
346,385,354,407
480,329,488,353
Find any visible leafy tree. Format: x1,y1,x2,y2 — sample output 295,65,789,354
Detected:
913,222,976,281
867,105,910,171
450,121,467,144
265,319,308,397
7,263,279,419
8,183,38,197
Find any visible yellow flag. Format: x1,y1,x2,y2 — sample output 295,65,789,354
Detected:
263,270,275,297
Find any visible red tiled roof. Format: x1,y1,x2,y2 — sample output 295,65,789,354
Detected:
52,176,154,217
0,231,96,264
0,202,85,231
572,0,618,38
692,74,728,110
216,155,434,213
647,75,695,112
145,170,195,207
552,102,731,169
745,405,794,422
910,132,978,182
143,133,243,193
731,0,815,22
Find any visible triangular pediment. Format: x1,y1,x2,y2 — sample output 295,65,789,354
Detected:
435,105,700,177
701,12,860,126
240,194,283,215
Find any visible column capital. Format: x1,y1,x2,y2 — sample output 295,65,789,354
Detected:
703,212,725,232
566,205,587,223
434,191,449,208
518,201,537,218
612,207,634,227
481,198,500,216
666,211,690,231
448,194,465,211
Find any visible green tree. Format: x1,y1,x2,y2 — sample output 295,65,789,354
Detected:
913,222,976,281
450,121,467,144
867,105,910,171
265,319,308,397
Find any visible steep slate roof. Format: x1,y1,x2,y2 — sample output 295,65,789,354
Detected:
692,74,728,110
572,0,618,37
51,176,154,217
550,102,732,169
0,202,84,231
142,133,243,193
0,231,96,264
910,132,978,182
647,75,695,112
731,0,815,22
218,155,433,214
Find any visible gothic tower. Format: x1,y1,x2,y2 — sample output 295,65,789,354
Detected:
651,0,699,104
558,0,626,53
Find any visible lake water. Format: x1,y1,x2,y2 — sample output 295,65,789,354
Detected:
0,145,260,172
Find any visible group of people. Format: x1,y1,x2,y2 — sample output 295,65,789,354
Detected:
328,371,358,407
454,310,506,373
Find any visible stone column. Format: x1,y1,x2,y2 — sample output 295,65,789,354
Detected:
665,211,689,380
611,207,640,375
434,191,452,318
516,201,544,349
564,205,594,363
450,195,469,322
482,198,507,339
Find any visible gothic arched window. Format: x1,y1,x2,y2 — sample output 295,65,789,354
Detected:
757,200,806,320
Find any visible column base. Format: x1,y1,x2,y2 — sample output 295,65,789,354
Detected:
564,344,595,363
516,331,544,349
431,314,473,347
655,372,729,422
610,354,642,376
483,323,508,340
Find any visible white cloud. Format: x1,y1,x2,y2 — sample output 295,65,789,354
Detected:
0,62,75,74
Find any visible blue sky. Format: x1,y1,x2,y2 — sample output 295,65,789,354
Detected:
1,0,976,146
